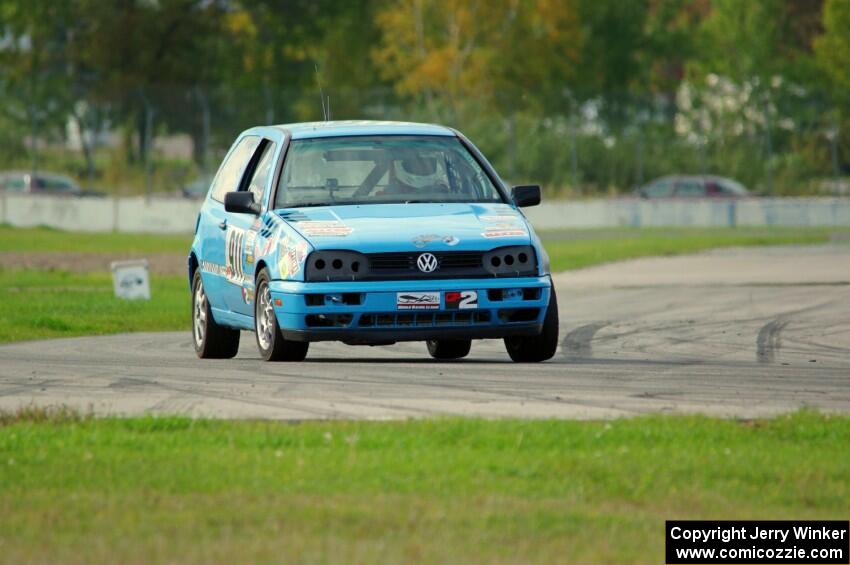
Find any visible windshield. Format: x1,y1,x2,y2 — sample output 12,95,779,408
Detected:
274,136,504,208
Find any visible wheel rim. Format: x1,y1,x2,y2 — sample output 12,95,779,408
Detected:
193,280,207,348
256,283,275,351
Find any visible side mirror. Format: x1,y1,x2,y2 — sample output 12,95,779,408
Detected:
224,191,260,215
511,185,541,208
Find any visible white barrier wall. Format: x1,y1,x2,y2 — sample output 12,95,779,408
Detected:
0,194,200,234
524,198,850,230
1,193,849,233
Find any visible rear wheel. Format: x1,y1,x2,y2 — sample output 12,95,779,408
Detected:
504,286,559,362
192,270,240,359
255,270,309,362
426,339,471,360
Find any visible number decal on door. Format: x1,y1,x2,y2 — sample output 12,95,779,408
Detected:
225,227,246,284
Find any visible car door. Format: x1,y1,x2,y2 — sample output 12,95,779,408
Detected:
198,135,262,313
674,179,707,198
640,178,674,198
224,138,278,316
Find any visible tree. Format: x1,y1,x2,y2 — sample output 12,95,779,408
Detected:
0,0,75,169
373,0,582,120
815,0,850,92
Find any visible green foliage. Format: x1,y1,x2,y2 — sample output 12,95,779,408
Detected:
0,412,848,562
691,0,783,82
815,0,850,91
0,0,846,195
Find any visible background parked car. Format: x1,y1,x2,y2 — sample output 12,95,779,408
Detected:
0,171,104,197
635,175,750,199
180,175,214,199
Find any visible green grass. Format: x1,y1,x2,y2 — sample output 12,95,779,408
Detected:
0,224,191,254
541,226,848,271
0,410,847,563
0,226,846,343
3,225,845,261
0,270,188,342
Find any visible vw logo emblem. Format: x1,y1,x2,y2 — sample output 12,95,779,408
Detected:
417,252,438,273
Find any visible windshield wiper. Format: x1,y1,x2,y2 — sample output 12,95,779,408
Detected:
279,201,365,209
280,202,332,208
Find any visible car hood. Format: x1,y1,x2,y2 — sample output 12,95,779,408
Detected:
276,203,531,253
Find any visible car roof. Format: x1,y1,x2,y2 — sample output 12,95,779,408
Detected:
271,120,456,140
647,174,740,184
0,170,76,181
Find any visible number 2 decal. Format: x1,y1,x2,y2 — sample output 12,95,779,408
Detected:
446,290,478,310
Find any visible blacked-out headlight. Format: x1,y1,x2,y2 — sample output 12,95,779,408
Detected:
305,250,369,281
483,245,537,277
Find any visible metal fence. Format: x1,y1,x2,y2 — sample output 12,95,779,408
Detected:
1,83,847,198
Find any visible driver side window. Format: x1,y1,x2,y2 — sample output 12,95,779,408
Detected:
245,141,277,203
210,135,261,202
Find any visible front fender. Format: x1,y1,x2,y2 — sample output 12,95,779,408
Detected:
254,214,314,282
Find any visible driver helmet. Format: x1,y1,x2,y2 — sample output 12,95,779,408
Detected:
393,156,444,189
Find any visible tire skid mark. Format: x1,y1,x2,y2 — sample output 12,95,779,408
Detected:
757,318,789,363
562,322,608,359
145,379,348,418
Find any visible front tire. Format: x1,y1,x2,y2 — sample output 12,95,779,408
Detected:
192,270,240,359
255,269,309,362
426,339,471,360
504,286,559,362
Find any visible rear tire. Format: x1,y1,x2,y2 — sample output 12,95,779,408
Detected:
192,270,240,359
255,269,309,362
504,286,559,362
427,339,472,360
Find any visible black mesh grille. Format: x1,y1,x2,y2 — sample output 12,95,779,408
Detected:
358,310,492,327
366,251,484,279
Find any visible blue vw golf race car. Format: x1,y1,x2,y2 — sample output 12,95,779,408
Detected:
189,121,558,362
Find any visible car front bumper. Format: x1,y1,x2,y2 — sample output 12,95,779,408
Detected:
268,276,551,343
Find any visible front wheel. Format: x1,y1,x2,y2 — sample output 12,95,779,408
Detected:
504,286,559,362
192,270,240,359
426,339,471,360
255,270,309,362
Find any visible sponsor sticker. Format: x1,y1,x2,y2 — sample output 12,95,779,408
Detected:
482,228,527,238
480,215,520,223
200,260,226,276
245,231,257,264
396,292,440,310
278,236,310,279
445,290,478,310
298,220,353,237
257,235,275,258
412,234,461,248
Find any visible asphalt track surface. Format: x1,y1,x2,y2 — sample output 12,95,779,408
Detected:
1,245,848,419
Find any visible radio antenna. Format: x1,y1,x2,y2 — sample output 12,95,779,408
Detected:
314,63,328,121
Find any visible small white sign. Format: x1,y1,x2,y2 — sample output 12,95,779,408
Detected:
110,259,151,300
